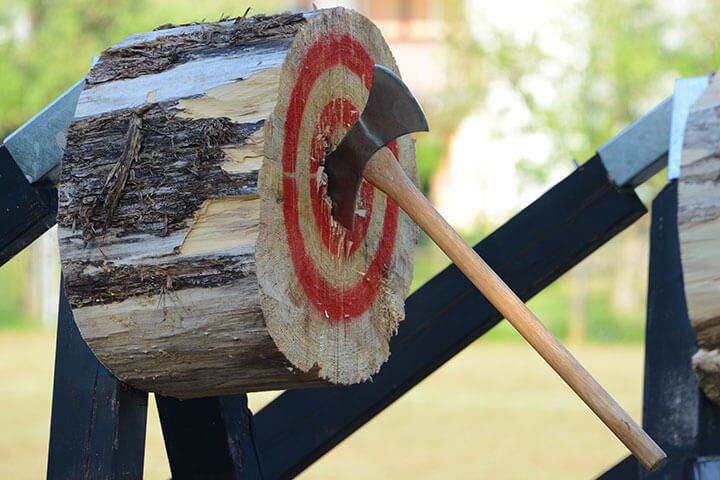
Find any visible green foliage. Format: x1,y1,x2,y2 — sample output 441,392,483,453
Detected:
414,134,444,194
0,253,29,328
490,0,720,168
431,0,489,135
427,0,720,201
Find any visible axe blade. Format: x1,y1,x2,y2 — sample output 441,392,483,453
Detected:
324,64,429,230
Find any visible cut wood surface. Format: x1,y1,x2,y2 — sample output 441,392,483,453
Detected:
678,72,720,405
58,8,417,398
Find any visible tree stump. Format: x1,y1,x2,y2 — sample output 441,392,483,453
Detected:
58,8,418,399
679,72,720,405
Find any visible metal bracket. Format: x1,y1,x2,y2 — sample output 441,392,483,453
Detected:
667,75,711,180
3,79,84,184
694,457,720,480
598,97,672,188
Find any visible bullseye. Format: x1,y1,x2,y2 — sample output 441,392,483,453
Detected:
309,98,402,259
281,33,400,322
309,97,374,258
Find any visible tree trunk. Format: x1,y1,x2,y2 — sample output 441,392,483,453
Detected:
58,8,418,399
679,72,720,405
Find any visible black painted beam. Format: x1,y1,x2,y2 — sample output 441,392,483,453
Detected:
0,144,57,267
253,156,648,479
640,181,698,479
638,183,720,480
597,182,720,480
157,394,262,479
596,456,638,480
47,284,148,479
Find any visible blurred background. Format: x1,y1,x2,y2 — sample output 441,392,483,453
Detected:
1,0,718,478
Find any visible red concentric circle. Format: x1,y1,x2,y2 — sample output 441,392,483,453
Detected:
309,98,374,258
282,33,400,322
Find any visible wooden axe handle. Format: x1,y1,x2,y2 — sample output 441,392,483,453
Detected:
363,147,667,472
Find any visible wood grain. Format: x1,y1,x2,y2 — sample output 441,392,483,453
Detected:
679,72,720,405
256,8,418,385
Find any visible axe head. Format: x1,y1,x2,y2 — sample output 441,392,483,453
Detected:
324,64,429,231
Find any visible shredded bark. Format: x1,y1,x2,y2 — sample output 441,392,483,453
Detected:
90,104,151,233
153,8,252,31
696,315,720,349
87,13,305,85
59,102,262,241
62,254,256,308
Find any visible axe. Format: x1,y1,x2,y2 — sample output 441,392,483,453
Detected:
324,64,667,471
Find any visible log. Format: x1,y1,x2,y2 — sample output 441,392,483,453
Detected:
58,8,418,399
678,72,720,405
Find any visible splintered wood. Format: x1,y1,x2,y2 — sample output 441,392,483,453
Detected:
58,8,417,398
679,72,720,405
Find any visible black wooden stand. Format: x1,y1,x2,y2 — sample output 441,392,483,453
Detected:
47,287,149,479
597,182,720,480
40,155,661,479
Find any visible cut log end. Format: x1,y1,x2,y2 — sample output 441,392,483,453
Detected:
257,8,418,385
58,8,417,398
679,71,720,405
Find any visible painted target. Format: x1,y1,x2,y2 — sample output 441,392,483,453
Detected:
257,9,418,384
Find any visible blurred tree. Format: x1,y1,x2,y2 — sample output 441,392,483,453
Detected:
433,0,720,341
2,0,719,332
492,0,720,170
414,0,491,196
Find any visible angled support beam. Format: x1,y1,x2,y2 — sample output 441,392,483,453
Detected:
640,181,699,478
0,145,57,267
0,79,81,266
156,394,262,479
3,79,83,184
253,156,648,479
47,283,148,479
694,457,720,479
598,97,672,188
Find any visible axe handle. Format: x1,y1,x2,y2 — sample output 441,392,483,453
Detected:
363,147,667,472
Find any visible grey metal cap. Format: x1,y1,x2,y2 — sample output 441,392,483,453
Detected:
3,79,84,184
667,75,711,181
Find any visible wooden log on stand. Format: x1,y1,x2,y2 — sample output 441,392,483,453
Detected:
58,8,418,399
679,72,720,405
